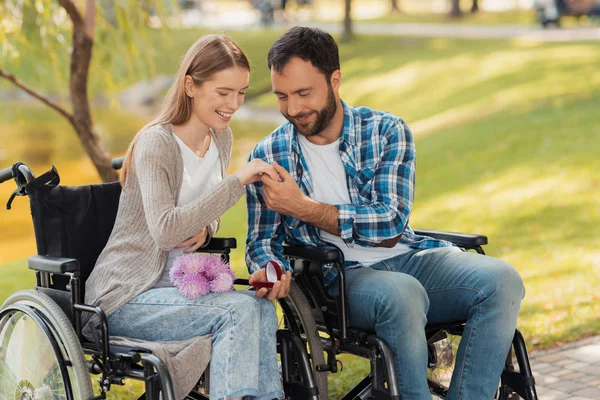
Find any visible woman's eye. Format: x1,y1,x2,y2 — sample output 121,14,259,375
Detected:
218,92,228,96
239,92,246,96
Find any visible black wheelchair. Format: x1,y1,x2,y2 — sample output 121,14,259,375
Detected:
0,160,538,400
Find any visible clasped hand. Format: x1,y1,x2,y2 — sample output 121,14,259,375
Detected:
261,162,307,218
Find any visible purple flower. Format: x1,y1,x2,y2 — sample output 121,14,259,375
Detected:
171,253,236,298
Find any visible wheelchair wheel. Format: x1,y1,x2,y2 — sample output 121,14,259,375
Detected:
0,290,93,400
428,333,460,398
278,281,328,400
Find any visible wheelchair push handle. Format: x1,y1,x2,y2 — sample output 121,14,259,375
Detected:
112,156,124,171
0,166,13,184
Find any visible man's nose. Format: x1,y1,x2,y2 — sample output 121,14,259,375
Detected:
287,97,301,117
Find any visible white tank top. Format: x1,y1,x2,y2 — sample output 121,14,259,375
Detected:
154,133,222,288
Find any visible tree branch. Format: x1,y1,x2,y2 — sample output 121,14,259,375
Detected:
85,0,96,39
0,69,74,124
58,0,84,27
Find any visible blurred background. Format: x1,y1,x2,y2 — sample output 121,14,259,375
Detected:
1,0,599,398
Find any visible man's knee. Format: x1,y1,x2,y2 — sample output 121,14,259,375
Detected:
479,258,525,303
373,275,429,322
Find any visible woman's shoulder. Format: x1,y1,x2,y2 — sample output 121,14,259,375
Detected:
136,124,178,154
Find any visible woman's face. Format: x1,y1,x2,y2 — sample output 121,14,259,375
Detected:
187,66,250,131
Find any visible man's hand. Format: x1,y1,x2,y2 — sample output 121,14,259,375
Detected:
261,162,308,218
176,227,208,253
249,268,292,300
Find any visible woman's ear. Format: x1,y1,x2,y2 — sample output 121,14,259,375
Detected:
184,75,195,98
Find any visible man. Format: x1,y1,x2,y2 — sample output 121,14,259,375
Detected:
245,26,525,400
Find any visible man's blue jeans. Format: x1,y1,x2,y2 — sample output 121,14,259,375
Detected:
108,288,284,400
328,247,525,400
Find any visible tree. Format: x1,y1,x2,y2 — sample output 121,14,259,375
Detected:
471,0,479,13
0,0,170,182
390,0,401,13
449,0,462,18
342,0,353,43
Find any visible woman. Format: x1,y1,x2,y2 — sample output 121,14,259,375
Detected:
83,35,289,400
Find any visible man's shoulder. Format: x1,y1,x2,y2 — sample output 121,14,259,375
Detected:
352,105,405,128
251,121,293,160
348,105,411,142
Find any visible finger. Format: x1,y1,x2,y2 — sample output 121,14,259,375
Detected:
267,281,282,301
183,242,201,253
261,174,278,186
281,272,292,297
175,237,194,248
272,162,291,180
263,166,282,182
248,269,265,284
283,271,292,297
255,288,269,298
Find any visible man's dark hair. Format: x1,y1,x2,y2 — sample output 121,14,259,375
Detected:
267,27,340,81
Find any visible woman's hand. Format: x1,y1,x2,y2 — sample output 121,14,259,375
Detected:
234,159,282,185
176,227,209,253
249,269,292,300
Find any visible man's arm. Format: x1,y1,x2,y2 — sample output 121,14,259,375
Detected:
263,119,414,248
334,119,415,247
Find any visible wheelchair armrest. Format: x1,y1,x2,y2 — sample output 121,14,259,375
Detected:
28,255,80,275
283,244,340,262
202,237,237,251
412,229,488,247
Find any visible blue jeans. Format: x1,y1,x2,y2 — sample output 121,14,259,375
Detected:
328,247,525,400
108,288,284,400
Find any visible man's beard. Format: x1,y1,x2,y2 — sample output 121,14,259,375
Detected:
284,86,337,138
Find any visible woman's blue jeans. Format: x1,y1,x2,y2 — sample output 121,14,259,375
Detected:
108,288,284,400
328,247,525,400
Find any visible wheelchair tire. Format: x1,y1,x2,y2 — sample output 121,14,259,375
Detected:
0,290,93,400
280,281,328,400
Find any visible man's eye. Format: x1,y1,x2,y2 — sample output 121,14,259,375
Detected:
277,96,287,100
299,92,310,97
218,92,228,96
239,92,246,96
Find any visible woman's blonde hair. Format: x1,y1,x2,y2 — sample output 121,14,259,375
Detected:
120,34,250,186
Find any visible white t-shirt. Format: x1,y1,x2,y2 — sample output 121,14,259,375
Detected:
154,133,222,288
298,135,411,266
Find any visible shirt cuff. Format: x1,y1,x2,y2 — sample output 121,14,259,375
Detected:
336,204,357,245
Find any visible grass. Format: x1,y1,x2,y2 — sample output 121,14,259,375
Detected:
2,29,600,398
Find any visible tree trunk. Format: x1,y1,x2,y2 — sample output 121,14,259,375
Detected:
62,0,117,182
450,0,462,18
471,0,479,13
69,30,117,182
342,0,353,42
390,0,401,13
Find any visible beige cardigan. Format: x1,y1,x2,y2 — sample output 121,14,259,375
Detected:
84,124,245,399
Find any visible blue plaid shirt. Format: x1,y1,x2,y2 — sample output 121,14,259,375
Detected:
245,101,452,287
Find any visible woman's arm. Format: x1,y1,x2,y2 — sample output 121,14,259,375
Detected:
134,129,245,250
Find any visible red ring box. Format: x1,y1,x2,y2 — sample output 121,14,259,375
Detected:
251,260,283,288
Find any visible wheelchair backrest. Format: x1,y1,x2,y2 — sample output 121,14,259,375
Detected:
28,172,121,294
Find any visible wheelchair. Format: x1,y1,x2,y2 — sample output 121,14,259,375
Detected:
0,160,538,400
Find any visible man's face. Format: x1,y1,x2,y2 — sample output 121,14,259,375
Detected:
271,57,338,137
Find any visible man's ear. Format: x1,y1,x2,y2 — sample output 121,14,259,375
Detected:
330,70,341,91
184,75,195,98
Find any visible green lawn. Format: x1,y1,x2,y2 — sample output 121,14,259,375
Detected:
1,29,599,398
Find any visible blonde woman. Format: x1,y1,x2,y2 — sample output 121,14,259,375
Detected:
83,35,290,400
